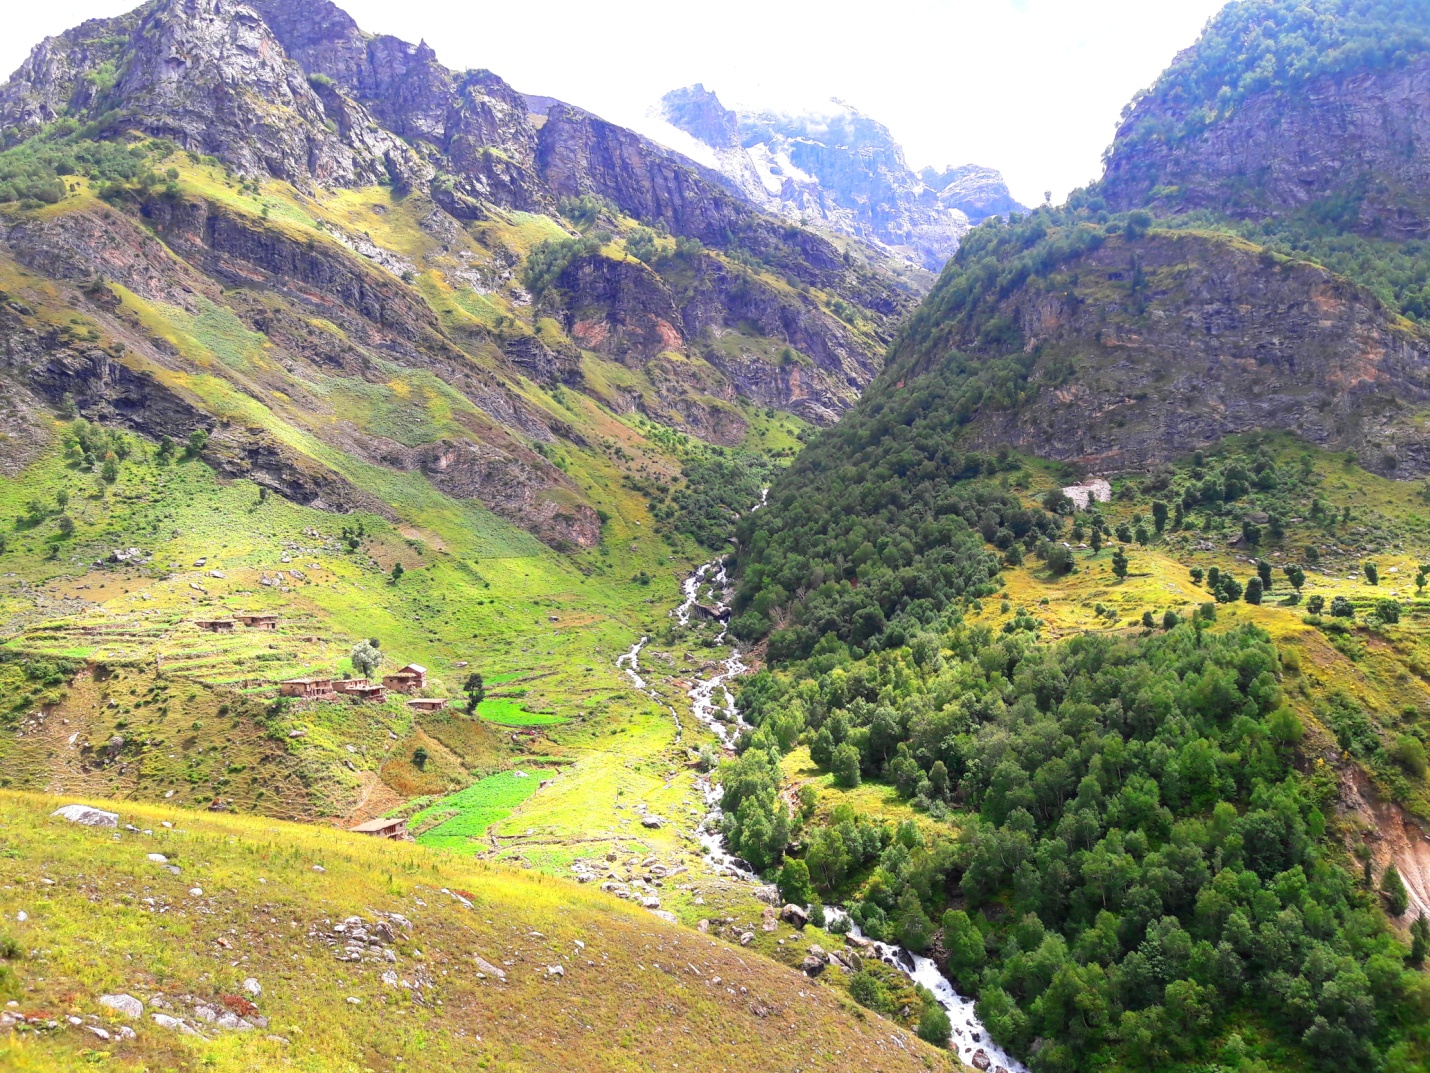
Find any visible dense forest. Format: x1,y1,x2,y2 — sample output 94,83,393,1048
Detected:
726,615,1430,1071
1112,0,1430,153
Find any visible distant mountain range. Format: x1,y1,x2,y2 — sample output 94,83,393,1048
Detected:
651,84,1026,272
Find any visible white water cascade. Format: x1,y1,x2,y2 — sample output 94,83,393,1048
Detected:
617,488,1022,1068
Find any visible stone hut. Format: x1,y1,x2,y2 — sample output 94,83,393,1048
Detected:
382,664,427,694
348,817,409,840
279,677,336,700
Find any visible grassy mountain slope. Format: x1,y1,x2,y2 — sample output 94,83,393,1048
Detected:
0,790,947,1073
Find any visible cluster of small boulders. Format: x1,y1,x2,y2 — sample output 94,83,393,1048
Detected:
306,912,432,994
0,983,287,1047
593,851,688,914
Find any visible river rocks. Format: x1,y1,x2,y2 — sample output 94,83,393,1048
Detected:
98,994,143,1019
971,1049,992,1071
52,804,118,827
779,904,808,928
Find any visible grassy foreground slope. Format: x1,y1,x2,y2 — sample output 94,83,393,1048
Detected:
0,791,948,1073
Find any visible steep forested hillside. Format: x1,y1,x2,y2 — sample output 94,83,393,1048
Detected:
726,5,1430,1072
1103,0,1430,233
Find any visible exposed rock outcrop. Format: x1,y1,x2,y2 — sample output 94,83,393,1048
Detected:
1103,56,1430,237
925,230,1430,474
657,86,1024,271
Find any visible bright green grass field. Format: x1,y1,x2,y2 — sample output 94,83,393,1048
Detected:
413,769,542,850
475,697,566,726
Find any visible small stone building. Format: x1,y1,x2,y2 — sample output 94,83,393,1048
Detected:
382,664,427,694
406,697,448,712
236,613,279,630
195,619,235,633
348,817,409,840
279,677,336,700
347,683,387,703
332,678,371,695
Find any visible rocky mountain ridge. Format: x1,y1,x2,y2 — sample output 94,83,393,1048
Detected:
0,0,914,547
1099,0,1430,237
656,84,1025,272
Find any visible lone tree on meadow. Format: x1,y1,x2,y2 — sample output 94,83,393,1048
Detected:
463,672,486,714
1112,547,1128,580
411,746,429,771
1364,561,1379,585
351,640,381,678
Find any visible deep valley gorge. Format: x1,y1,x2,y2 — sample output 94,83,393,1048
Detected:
4,2,1430,1072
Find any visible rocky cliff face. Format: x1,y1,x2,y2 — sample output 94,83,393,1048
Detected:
656,86,1023,272
1102,56,1430,237
897,229,1430,475
921,165,1027,224
0,0,910,548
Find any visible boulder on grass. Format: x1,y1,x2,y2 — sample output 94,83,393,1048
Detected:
53,805,118,828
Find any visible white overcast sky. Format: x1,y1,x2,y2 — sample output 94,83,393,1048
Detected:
2,0,1227,206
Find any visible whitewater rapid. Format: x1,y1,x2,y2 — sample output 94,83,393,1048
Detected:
617,489,1021,1068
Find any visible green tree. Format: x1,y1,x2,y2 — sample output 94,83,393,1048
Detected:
1244,576,1263,605
463,672,485,714
805,825,850,893
1410,915,1430,967
1152,501,1168,533
778,857,813,906
390,562,404,583
810,726,835,768
55,514,74,538
895,888,934,952
1364,561,1379,585
1307,594,1326,615
1044,542,1074,576
100,455,119,483
1330,595,1355,618
411,747,429,771
831,743,861,788
1162,610,1179,630
186,428,208,458
1112,547,1128,580
1284,563,1306,591
1090,527,1103,554
942,909,986,988
350,640,381,679
917,1001,951,1047
55,490,68,511
1383,864,1409,917
1257,560,1273,590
